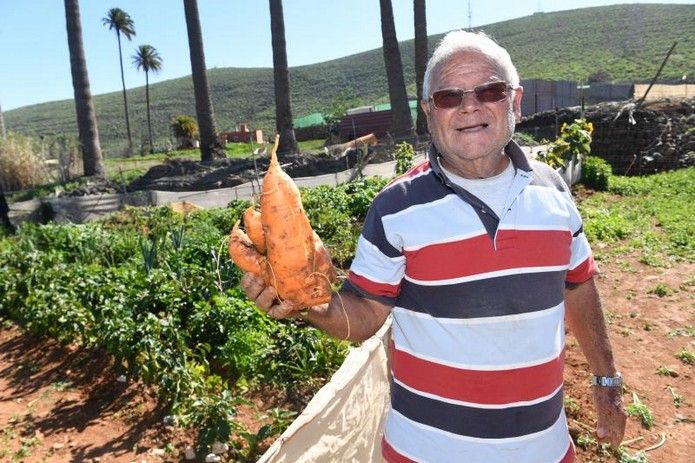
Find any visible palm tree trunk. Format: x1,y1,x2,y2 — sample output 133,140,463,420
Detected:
0,184,16,235
117,31,133,155
269,0,298,157
379,0,413,139
145,71,154,154
414,0,428,137
64,0,104,177
183,0,225,162
0,102,6,139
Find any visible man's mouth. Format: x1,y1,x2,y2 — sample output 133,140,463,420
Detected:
456,123,488,132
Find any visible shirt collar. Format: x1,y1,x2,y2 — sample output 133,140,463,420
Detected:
427,139,532,183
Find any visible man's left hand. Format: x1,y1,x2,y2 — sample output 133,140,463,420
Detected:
592,386,627,448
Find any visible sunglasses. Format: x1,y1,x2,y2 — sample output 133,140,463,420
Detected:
430,81,513,109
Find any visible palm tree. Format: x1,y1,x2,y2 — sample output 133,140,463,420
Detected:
0,184,15,235
183,0,225,161
379,0,413,139
132,44,162,154
102,8,136,155
269,0,298,157
0,102,6,139
414,0,428,137
64,0,104,177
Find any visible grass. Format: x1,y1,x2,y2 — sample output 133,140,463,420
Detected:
5,4,694,156
577,168,695,265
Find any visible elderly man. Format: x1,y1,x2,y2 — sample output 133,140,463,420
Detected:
242,30,626,462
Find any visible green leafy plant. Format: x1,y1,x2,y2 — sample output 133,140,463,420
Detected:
675,348,694,365
649,283,673,297
656,366,678,377
627,392,654,429
582,155,612,191
394,141,415,175
537,119,593,169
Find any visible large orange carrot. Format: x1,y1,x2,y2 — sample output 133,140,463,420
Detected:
228,135,336,309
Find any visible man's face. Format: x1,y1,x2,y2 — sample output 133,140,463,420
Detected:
421,51,523,166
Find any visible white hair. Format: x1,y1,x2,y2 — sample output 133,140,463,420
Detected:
422,30,520,99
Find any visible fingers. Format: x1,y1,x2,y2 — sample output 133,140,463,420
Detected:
593,387,627,448
239,272,294,319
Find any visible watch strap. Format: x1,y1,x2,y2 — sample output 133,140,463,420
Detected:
591,371,623,387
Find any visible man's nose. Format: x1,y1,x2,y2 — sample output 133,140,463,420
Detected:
458,91,481,112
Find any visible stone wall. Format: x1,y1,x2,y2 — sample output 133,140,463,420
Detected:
517,98,694,175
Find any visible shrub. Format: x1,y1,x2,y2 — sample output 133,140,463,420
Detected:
582,156,612,191
536,119,593,169
0,132,47,191
171,115,199,149
395,141,415,175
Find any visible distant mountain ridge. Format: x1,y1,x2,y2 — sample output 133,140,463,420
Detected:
6,3,694,156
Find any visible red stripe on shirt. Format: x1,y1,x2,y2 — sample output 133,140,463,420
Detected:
565,255,598,284
404,229,572,281
391,340,565,404
382,438,417,463
348,271,401,298
560,440,576,463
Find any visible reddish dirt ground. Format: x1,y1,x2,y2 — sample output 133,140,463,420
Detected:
1,254,693,462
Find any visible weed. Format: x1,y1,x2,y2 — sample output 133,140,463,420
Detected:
618,448,648,463
666,386,686,408
563,396,581,419
668,326,695,338
575,433,596,450
627,392,654,429
620,327,632,337
656,366,678,377
643,322,654,331
675,349,695,365
649,283,674,297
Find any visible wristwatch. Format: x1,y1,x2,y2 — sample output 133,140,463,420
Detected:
591,371,623,387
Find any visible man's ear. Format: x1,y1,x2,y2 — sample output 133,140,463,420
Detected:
420,99,430,118
513,86,523,123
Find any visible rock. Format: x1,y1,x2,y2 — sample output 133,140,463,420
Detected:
116,375,127,383
52,443,65,450
162,415,176,426
205,453,221,463
212,442,229,455
150,448,166,456
184,447,196,460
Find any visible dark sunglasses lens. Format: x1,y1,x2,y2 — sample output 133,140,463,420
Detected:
475,82,509,103
432,90,463,108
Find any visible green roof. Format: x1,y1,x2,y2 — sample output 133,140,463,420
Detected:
294,112,326,128
373,100,419,121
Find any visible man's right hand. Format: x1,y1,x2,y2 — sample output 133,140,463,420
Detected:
240,272,299,319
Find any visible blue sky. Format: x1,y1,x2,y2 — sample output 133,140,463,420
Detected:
1,0,692,111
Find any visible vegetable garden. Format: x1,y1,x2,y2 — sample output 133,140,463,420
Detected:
1,159,693,462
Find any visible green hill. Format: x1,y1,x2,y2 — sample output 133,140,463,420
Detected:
5,3,694,156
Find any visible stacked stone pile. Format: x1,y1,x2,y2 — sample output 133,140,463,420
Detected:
518,98,694,175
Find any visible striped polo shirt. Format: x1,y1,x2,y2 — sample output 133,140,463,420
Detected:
346,141,597,463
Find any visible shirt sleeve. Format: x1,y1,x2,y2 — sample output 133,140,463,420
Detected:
565,199,599,284
347,196,406,305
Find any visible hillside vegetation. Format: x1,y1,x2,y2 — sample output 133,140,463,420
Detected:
5,3,694,156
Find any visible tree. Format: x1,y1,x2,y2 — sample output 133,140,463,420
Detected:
171,115,199,149
183,0,226,161
379,0,413,139
102,8,136,155
0,184,15,235
269,0,298,157
414,0,428,137
0,102,6,139
132,44,162,154
64,0,104,177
